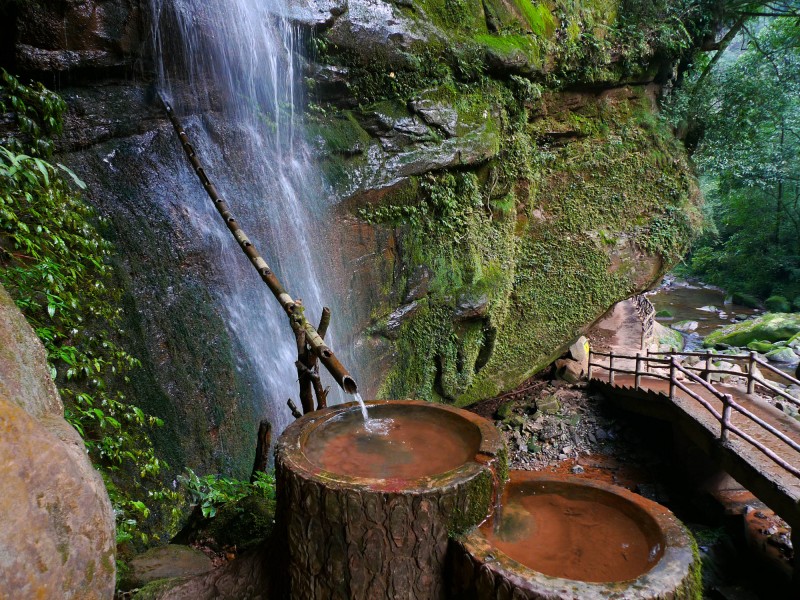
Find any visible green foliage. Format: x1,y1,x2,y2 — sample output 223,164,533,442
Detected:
1,69,66,158
669,19,800,299
178,468,276,519
0,72,175,548
764,295,791,313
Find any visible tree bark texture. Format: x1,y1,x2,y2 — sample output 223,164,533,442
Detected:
274,400,507,600
250,419,272,482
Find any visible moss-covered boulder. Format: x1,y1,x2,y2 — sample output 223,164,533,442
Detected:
309,0,703,404
765,347,799,364
654,322,685,352
747,340,775,354
765,295,791,313
704,313,800,348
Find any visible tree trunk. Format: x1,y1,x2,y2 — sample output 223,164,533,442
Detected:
274,401,507,600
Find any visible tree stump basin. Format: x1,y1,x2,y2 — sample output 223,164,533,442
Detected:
448,472,701,600
275,399,507,600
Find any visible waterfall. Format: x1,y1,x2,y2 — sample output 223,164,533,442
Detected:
148,0,346,434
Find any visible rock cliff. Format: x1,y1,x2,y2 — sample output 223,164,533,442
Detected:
1,0,701,477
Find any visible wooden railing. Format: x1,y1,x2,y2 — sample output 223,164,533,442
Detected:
589,350,800,478
647,349,800,411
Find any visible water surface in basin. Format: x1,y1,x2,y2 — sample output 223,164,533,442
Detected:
481,478,664,582
303,404,481,480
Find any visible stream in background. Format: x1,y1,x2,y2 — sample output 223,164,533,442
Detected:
648,276,761,352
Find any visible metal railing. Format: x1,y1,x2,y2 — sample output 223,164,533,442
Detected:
589,350,800,478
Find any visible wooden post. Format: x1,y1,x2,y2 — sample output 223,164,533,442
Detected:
609,352,615,385
747,351,756,394
704,351,712,383
587,351,592,380
250,419,273,482
635,352,642,389
720,394,733,442
669,356,677,401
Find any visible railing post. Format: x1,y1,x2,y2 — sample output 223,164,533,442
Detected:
669,356,677,401
587,351,592,380
609,351,615,385
747,351,756,394
635,352,642,389
704,351,712,383
721,394,733,442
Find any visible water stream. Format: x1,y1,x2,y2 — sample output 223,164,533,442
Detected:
148,0,349,434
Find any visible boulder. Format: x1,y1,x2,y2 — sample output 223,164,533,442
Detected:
0,285,116,599
672,320,698,333
704,313,800,348
747,340,775,354
536,393,561,415
123,545,213,590
554,358,583,384
765,347,799,365
567,336,590,372
654,321,684,352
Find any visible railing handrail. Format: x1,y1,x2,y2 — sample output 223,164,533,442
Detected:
589,349,800,479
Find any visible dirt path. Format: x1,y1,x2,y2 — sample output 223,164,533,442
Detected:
588,299,643,355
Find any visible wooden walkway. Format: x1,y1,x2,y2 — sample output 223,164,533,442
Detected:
589,350,800,579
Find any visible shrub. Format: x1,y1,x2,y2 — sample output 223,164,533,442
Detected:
765,295,791,313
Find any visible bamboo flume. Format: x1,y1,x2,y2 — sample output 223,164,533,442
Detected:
160,98,357,400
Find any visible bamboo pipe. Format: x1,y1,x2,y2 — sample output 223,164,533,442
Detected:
160,98,358,395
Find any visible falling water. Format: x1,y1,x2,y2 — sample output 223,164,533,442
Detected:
353,392,369,422
148,0,347,434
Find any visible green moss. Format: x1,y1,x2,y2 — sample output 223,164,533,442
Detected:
448,469,493,534
513,1,555,37
306,111,371,156
364,85,697,405
131,577,183,600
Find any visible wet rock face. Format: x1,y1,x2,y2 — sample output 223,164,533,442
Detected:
14,0,142,73
0,285,116,599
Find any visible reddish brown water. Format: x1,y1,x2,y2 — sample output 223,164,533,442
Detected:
481,479,664,582
302,404,482,480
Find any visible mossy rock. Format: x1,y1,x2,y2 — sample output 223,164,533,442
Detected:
655,309,673,318
201,495,276,552
131,577,184,600
765,295,791,313
765,347,799,364
746,340,775,354
731,291,761,308
704,313,800,348
654,322,684,352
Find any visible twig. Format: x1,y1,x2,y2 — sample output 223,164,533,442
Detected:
287,398,302,419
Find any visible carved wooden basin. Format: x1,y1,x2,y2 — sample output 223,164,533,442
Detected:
275,399,507,600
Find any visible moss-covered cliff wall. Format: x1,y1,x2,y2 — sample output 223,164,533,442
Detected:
304,0,702,403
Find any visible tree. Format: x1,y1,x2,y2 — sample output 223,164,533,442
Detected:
670,18,800,299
